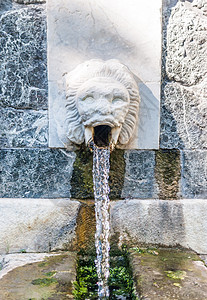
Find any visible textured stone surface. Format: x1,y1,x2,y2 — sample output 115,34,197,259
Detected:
121,151,158,199
166,1,207,86
0,252,76,299
0,253,57,279
131,249,207,300
48,0,161,149
155,150,181,200
71,146,125,199
181,150,207,198
161,0,207,149
14,0,46,3
161,81,207,149
0,0,12,14
0,6,47,109
0,107,48,147
0,149,76,198
110,199,207,253
193,0,207,16
0,199,80,253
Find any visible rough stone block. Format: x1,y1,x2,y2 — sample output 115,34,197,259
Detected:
0,252,76,299
160,82,207,149
155,150,181,200
181,150,207,198
166,1,207,86
0,198,80,253
121,150,158,199
161,1,207,149
0,149,76,198
0,6,47,109
110,199,207,253
0,107,48,147
131,249,207,300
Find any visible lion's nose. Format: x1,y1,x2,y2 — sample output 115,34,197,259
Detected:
96,99,111,114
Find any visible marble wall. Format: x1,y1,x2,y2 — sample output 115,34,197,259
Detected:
0,0,207,254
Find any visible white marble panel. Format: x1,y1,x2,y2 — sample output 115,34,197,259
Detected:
47,0,162,149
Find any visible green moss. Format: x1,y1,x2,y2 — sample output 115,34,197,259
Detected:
132,247,159,256
44,271,56,277
31,277,57,287
71,145,94,198
71,145,126,199
165,270,186,280
155,149,180,199
73,247,138,299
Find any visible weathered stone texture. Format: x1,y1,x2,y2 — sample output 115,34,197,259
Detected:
0,0,12,14
0,107,48,147
161,81,207,149
131,249,207,300
155,150,181,200
0,199,80,253
181,150,207,198
0,6,47,109
14,0,46,4
110,199,207,253
161,1,207,149
0,149,76,198
166,1,207,86
71,146,125,200
121,151,158,199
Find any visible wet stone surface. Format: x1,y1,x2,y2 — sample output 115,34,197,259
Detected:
71,146,125,200
122,150,158,199
155,149,181,200
0,252,76,300
0,149,76,198
0,6,47,109
131,248,207,300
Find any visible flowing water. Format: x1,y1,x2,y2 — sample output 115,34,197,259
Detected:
92,143,111,299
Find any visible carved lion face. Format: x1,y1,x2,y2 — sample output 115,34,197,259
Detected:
76,77,130,128
63,59,140,148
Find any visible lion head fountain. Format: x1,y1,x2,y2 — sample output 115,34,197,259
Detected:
63,59,140,150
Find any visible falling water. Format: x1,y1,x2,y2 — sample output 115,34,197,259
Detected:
92,143,111,299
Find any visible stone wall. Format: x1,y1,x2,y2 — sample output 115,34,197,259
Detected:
0,0,206,254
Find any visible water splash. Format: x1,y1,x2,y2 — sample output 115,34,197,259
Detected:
92,143,110,299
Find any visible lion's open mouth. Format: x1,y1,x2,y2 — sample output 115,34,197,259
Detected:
84,125,122,151
93,125,111,148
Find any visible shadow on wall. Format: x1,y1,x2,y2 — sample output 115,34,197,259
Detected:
161,0,185,149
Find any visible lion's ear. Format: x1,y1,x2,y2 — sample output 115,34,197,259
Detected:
67,123,85,144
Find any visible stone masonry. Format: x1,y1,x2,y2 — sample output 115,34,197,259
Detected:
0,0,206,254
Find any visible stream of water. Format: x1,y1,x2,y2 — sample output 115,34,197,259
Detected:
92,143,111,299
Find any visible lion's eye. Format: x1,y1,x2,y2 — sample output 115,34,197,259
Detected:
82,95,94,101
112,97,123,104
